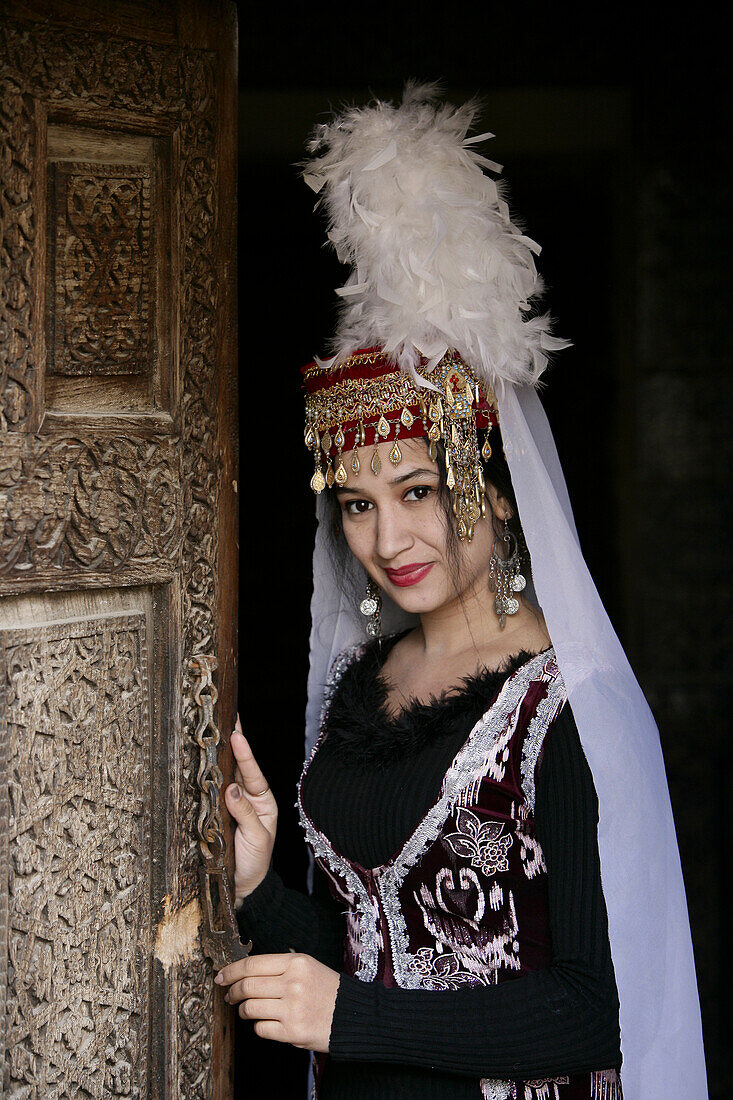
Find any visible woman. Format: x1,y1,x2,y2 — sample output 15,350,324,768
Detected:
216,87,707,1098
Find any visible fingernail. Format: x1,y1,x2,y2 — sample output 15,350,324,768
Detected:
229,784,241,800
215,971,225,984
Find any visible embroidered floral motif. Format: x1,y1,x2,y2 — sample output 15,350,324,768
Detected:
406,947,485,990
445,809,513,876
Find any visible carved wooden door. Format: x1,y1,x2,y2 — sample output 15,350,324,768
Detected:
0,3,238,1097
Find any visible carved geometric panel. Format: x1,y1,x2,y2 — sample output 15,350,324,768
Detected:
50,162,153,377
0,611,152,1098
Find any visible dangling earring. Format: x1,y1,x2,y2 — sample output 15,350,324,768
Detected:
489,515,526,630
359,578,382,638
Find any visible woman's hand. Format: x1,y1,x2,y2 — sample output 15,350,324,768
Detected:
225,716,278,904
215,952,340,1053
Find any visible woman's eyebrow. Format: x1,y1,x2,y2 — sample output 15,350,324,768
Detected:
334,467,438,495
389,467,439,485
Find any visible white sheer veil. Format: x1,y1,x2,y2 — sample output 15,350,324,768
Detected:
303,384,708,1099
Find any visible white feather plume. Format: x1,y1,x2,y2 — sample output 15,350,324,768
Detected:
303,83,569,391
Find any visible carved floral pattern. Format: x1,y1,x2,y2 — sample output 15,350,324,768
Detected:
0,435,181,580
51,163,153,376
1,614,151,1098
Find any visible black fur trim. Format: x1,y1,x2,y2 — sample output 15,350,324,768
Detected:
323,632,546,770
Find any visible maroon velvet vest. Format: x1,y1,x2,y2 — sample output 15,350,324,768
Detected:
298,646,622,1100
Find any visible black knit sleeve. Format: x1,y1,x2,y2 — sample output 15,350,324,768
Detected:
236,863,346,970
328,704,622,1078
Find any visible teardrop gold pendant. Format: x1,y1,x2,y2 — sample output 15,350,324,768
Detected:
389,441,402,466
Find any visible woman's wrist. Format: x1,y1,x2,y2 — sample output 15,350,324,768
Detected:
235,864,275,913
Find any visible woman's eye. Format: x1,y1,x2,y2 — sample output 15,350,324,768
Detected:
343,499,373,515
404,485,434,502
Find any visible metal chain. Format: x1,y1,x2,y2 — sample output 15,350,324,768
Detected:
186,652,251,966
188,654,226,865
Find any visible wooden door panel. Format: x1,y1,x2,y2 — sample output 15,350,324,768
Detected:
0,433,181,591
0,593,158,1098
1,5,237,1097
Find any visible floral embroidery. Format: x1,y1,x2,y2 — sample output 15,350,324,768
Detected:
445,809,513,876
406,947,485,990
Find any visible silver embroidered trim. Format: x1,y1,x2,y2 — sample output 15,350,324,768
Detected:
379,650,561,988
298,809,379,980
480,1080,514,1100
298,641,379,980
519,665,566,812
316,642,368,732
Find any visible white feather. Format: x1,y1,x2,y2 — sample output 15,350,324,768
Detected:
303,83,569,390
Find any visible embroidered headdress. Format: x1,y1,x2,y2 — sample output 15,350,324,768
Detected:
300,82,566,540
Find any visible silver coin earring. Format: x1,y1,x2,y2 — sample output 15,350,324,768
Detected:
489,515,526,630
359,578,382,638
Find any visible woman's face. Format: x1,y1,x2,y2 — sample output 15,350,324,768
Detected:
334,437,500,616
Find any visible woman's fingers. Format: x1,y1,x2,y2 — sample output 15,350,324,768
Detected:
215,957,249,985
224,974,283,1005
227,721,278,900
238,997,282,1021
230,728,274,804
224,781,256,821
216,954,289,987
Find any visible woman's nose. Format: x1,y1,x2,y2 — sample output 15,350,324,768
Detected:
374,505,414,561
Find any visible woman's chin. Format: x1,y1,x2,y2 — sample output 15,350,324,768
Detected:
383,582,445,615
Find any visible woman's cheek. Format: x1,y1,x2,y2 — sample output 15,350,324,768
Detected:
342,521,372,566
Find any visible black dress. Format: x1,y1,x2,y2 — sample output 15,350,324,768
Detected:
238,636,621,1098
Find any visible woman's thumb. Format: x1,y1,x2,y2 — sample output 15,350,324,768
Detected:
226,782,254,825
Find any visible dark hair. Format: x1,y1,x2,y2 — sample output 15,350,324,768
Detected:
324,424,530,597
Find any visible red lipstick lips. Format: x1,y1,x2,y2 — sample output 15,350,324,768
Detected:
384,562,435,587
